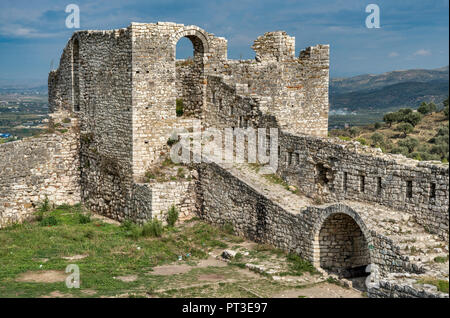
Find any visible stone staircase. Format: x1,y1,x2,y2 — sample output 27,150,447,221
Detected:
223,162,449,280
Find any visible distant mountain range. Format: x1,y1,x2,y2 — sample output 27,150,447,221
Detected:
330,66,449,111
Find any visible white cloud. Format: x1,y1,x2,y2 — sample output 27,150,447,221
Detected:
388,52,399,58
413,49,431,56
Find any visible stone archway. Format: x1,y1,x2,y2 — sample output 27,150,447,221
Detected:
172,28,210,118
312,206,372,280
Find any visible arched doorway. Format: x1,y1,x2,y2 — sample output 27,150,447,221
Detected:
173,29,209,118
317,213,371,280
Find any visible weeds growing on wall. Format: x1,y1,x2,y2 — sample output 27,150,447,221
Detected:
167,205,179,228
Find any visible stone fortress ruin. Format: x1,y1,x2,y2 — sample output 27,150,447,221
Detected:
0,22,448,298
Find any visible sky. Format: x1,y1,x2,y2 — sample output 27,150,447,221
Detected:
0,0,448,85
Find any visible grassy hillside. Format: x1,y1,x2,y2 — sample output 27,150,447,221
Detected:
329,102,449,163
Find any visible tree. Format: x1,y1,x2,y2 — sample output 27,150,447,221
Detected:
417,102,428,114
398,137,419,153
443,97,449,118
404,112,422,127
383,112,399,127
428,102,437,113
370,132,384,146
398,122,414,137
349,126,360,137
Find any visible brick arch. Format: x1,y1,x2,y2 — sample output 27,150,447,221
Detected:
171,27,210,56
311,204,373,276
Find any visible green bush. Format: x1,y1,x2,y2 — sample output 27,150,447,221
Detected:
142,218,163,237
39,196,50,213
355,137,367,145
167,136,178,147
374,122,383,129
383,112,401,127
40,216,58,226
390,146,409,156
349,127,360,137
78,213,91,224
285,253,317,276
398,137,419,153
121,219,135,231
397,122,414,137
370,133,384,146
166,205,179,228
176,99,184,117
417,102,437,115
403,112,423,127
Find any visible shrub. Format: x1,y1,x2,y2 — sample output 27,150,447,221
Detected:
383,112,400,127
40,216,58,226
142,218,163,237
222,222,234,235
417,102,436,115
176,99,184,117
349,127,360,137
166,205,179,227
397,122,414,137
398,137,419,153
390,146,409,156
39,196,50,213
370,133,384,146
403,112,423,127
121,219,135,231
167,136,178,147
355,137,367,145
338,136,351,141
285,253,317,276
374,122,383,129
78,213,91,224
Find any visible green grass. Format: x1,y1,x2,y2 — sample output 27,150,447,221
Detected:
0,205,248,298
417,278,449,294
433,255,449,263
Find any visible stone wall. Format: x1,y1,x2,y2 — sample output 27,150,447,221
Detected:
368,279,449,298
129,180,197,224
201,71,448,240
195,162,421,275
277,133,449,239
0,115,80,227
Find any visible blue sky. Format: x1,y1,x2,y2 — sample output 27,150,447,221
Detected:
0,0,448,85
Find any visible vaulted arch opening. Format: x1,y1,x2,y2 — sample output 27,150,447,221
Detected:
318,213,371,280
174,30,208,118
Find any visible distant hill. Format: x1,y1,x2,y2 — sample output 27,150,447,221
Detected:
331,66,449,94
330,79,449,111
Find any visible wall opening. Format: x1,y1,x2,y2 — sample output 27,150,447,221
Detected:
377,177,382,196
406,180,413,198
175,34,206,118
316,163,330,185
359,175,365,193
318,213,371,280
343,172,348,192
72,38,80,112
430,183,436,199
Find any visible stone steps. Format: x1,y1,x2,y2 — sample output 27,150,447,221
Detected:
224,162,449,279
